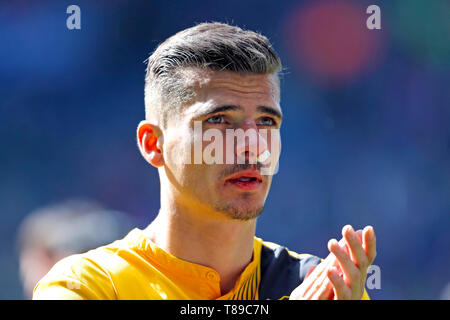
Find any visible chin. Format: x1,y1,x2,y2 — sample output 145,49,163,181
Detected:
214,200,265,221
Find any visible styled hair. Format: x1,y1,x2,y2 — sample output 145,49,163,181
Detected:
144,22,282,127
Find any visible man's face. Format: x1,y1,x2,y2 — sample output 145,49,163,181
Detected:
162,70,282,221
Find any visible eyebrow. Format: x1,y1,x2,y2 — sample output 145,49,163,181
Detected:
196,104,283,121
257,106,283,120
203,105,242,116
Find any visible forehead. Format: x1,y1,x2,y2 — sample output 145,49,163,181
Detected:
183,69,281,114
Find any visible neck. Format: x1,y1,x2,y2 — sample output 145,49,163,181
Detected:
144,193,257,295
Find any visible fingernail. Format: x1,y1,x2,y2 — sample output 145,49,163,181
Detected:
327,268,336,277
367,226,375,239
342,224,353,236
328,238,338,249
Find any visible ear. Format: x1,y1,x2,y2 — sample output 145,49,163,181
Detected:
137,120,164,167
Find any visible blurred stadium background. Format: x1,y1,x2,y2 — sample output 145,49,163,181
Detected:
0,0,448,299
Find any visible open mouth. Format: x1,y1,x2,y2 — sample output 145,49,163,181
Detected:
224,170,263,191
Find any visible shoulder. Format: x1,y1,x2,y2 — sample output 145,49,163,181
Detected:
33,243,124,300
258,238,322,279
256,237,322,300
33,230,144,300
259,239,322,265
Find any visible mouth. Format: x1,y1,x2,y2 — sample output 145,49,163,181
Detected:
224,170,263,191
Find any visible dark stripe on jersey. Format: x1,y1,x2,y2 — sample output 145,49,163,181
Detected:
257,243,321,300
244,274,250,299
233,285,240,300
255,262,260,299
230,257,260,300
242,275,250,299
238,278,245,300
248,271,255,299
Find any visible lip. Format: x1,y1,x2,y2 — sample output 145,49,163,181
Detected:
225,169,263,181
224,169,263,191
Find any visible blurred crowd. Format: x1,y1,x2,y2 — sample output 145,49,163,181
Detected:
0,0,448,299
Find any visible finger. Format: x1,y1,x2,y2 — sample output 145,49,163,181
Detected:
304,257,336,299
292,237,350,299
305,258,336,299
355,229,363,243
327,267,351,300
362,226,377,264
300,238,347,297
300,254,336,292
310,277,334,300
342,225,369,270
290,257,333,299
328,238,361,289
329,238,351,275
290,261,332,300
305,265,316,279
290,237,347,300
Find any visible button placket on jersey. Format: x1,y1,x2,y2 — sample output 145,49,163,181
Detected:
205,271,219,282
198,271,220,298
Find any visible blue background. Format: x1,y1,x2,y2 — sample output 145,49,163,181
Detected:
0,0,449,299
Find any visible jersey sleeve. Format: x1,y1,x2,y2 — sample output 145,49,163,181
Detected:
33,254,117,300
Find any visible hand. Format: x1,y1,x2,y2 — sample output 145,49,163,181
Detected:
326,225,377,300
289,237,347,300
289,225,376,300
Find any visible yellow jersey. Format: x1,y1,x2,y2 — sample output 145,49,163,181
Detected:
33,228,369,300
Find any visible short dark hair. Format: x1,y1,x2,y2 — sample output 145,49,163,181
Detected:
144,22,282,127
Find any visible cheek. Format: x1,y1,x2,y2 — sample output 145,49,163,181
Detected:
163,130,192,176
163,128,218,187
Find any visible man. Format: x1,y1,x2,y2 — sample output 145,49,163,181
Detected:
33,22,376,300
17,199,134,299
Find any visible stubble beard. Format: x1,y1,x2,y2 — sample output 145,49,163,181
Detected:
213,197,265,221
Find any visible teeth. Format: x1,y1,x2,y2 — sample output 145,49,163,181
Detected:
238,177,251,181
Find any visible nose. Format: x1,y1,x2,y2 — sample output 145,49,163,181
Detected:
235,127,269,165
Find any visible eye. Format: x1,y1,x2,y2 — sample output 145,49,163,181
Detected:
257,117,276,126
206,115,226,124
